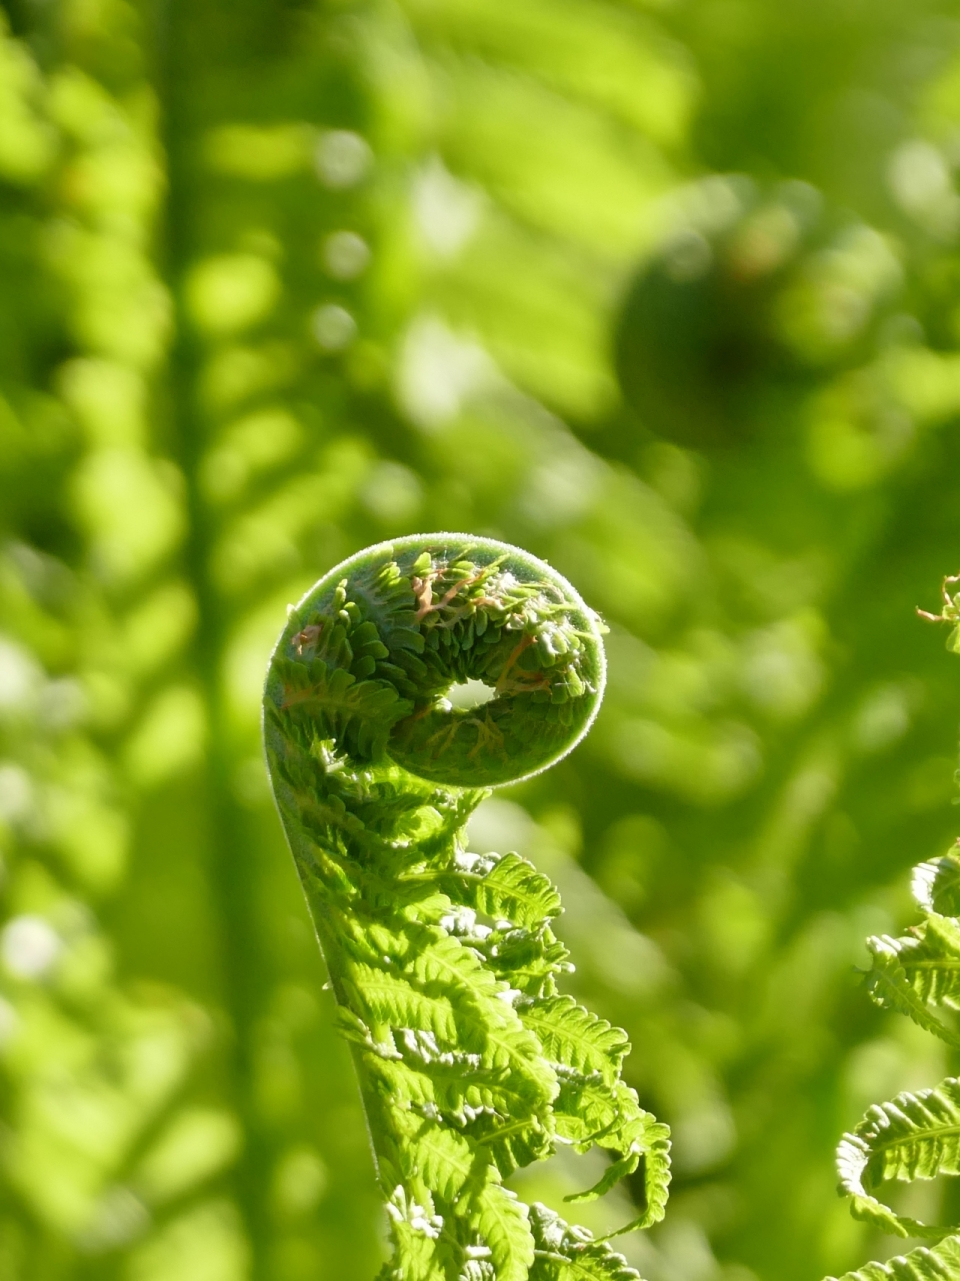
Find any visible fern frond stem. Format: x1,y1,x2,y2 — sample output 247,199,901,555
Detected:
292,849,395,1177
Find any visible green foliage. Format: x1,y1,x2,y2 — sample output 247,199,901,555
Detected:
838,1079,960,1237
528,1204,642,1280
3,0,960,1277
827,1236,960,1281
830,723,960,1273
264,535,668,1278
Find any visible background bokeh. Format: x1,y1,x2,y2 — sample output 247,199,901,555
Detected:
3,0,960,1278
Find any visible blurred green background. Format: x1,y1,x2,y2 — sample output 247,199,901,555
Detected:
3,0,960,1278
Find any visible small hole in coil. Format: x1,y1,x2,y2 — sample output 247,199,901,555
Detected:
443,679,497,711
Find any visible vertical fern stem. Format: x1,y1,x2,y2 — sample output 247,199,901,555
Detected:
263,534,671,1281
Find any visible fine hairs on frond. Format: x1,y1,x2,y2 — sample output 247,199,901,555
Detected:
826,575,960,1281
263,534,670,1281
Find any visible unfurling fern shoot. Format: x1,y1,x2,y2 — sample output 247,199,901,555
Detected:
263,534,670,1280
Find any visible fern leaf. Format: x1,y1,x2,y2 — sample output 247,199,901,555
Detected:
483,924,571,998
528,1204,642,1280
567,1090,671,1231
381,1186,449,1281
347,963,458,1043
519,996,630,1087
837,1078,960,1238
468,852,562,928
863,943,960,1049
274,657,411,760
824,1233,960,1281
413,934,559,1109
913,852,960,918
475,1182,536,1281
873,917,960,1010
469,1111,555,1177
554,1073,621,1147
407,1121,478,1202
366,1050,476,1117
610,1114,672,1233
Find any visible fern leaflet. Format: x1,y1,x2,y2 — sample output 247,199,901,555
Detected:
837,1079,960,1237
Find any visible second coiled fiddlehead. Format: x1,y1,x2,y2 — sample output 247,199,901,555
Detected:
263,534,670,1280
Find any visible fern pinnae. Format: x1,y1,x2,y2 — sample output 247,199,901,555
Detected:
825,577,960,1280
863,941,960,1050
263,535,670,1279
825,1235,960,1281
837,1079,960,1239
913,851,960,919
870,918,960,1011
529,1204,642,1280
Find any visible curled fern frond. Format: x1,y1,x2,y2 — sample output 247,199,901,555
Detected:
263,535,669,1279
837,1078,960,1238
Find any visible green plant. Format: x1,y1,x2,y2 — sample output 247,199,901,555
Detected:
826,577,960,1280
262,533,671,1280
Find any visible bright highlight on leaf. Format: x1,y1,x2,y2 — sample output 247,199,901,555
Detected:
263,534,670,1279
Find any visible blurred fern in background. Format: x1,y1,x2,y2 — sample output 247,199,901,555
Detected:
4,0,960,1278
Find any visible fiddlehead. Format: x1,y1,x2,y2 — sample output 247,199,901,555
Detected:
263,534,670,1280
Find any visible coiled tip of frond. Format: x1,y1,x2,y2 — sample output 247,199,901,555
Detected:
264,533,606,788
